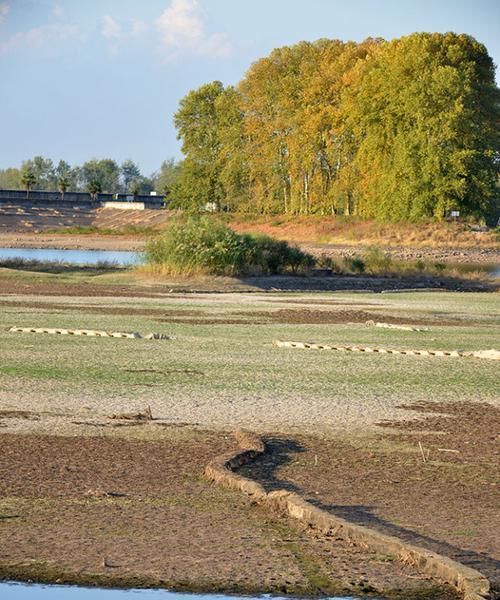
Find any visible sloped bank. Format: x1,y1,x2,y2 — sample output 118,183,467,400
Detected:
205,431,490,600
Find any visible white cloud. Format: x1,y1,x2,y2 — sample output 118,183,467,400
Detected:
52,4,63,18
101,15,120,39
0,22,85,54
0,2,9,25
131,18,148,36
155,0,232,59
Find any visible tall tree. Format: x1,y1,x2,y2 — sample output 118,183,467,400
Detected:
173,81,226,209
57,174,69,200
81,159,119,193
0,167,22,190
345,33,500,220
20,167,36,199
86,179,102,203
21,156,55,191
120,159,142,191
153,159,181,197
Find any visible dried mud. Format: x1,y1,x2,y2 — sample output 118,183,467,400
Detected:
0,431,451,598
240,402,500,593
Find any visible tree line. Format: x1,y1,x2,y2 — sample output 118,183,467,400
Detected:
0,157,180,198
172,32,499,221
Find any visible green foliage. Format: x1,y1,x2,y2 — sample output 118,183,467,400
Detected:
144,217,314,276
21,156,55,191
153,158,181,197
361,246,392,274
345,256,366,274
86,178,102,201
57,174,69,198
174,33,499,222
81,158,119,193
120,159,141,190
20,168,36,191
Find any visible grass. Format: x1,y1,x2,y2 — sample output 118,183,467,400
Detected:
0,257,123,272
0,287,498,436
229,213,500,248
144,216,314,276
36,211,499,249
45,224,158,236
315,245,494,280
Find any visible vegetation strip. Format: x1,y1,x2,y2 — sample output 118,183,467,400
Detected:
8,327,171,340
205,432,490,600
273,340,500,360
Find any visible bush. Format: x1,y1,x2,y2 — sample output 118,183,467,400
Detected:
144,217,314,276
361,245,392,274
344,256,366,274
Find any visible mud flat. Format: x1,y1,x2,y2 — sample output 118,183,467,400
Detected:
0,270,498,598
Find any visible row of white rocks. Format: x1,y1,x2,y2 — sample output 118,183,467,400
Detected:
9,327,171,340
273,339,500,360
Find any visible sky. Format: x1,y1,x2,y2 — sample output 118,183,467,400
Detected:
1,0,499,176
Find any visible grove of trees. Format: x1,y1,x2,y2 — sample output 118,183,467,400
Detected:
173,33,499,221
0,157,180,197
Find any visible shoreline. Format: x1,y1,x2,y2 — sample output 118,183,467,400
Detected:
0,232,498,265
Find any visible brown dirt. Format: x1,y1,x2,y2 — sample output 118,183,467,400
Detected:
0,269,495,297
0,299,206,318
0,296,468,326
240,402,500,594
235,308,463,326
0,431,449,597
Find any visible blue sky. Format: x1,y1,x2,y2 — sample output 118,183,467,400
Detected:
1,0,499,175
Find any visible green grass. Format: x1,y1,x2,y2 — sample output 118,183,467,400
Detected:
0,289,498,435
45,224,157,236
144,216,314,276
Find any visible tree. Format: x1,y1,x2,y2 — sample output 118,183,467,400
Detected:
172,33,499,221
0,167,21,189
81,159,119,193
21,168,36,199
121,159,142,192
22,156,55,191
57,174,70,200
344,33,500,220
86,179,102,203
153,159,181,197
56,160,80,191
129,180,140,196
174,81,226,210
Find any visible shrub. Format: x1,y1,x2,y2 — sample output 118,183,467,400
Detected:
344,256,366,274
361,245,392,274
144,217,314,276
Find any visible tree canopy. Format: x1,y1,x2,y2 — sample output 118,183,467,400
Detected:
173,33,499,221
0,157,178,196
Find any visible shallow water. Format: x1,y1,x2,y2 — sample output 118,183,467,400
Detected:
0,247,141,266
0,582,362,599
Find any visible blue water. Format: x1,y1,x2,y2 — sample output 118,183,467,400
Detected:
0,248,141,266
0,583,362,600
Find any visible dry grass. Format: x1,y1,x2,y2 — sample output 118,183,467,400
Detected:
229,214,499,249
